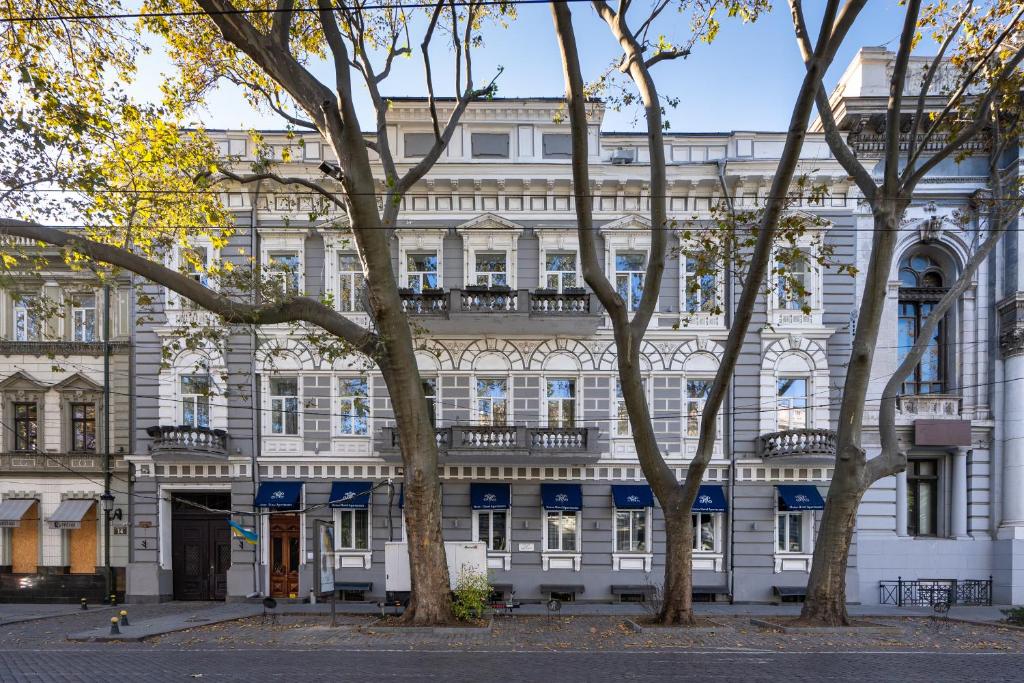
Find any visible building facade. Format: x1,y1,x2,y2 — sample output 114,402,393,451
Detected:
115,48,1022,605
0,227,132,602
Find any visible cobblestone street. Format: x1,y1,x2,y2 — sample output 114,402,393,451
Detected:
1,605,1023,681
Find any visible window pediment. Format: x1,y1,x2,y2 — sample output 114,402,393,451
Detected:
456,213,523,235
600,214,651,233
53,372,103,395
0,371,48,395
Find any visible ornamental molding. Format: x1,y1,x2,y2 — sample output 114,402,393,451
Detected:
998,294,1024,359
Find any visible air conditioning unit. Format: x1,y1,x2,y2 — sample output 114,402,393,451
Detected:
610,148,636,165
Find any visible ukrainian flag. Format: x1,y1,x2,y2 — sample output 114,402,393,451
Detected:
228,520,259,545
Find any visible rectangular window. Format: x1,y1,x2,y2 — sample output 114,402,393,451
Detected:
13,402,37,451
13,296,40,341
614,509,647,552
685,379,712,438
422,378,437,426
473,253,508,287
542,133,572,159
908,458,939,537
614,379,649,436
270,377,299,435
475,510,509,551
406,253,439,292
777,248,812,310
476,378,508,426
71,294,97,342
338,378,369,436
404,132,435,158
692,513,717,551
546,378,576,428
615,252,646,311
181,375,211,428
471,133,510,159
70,403,96,452
337,253,364,312
544,253,577,291
776,511,806,553
545,510,578,552
683,256,717,313
268,251,301,295
337,508,370,550
777,377,809,430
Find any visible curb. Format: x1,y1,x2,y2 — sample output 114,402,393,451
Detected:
66,609,261,642
749,618,901,634
941,616,1024,631
361,617,493,635
0,606,118,627
623,618,725,634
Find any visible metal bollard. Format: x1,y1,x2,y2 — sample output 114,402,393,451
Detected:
80,598,88,611
119,610,129,627
109,593,117,607
109,617,120,636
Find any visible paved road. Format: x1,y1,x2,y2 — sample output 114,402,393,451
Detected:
0,647,1022,682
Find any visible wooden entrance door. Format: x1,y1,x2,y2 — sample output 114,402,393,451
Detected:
269,514,301,598
171,493,231,601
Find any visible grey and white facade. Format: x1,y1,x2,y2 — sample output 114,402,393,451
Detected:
117,48,1023,605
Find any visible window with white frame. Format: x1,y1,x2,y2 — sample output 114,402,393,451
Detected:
545,510,578,552
475,378,508,426
268,250,301,295
183,246,210,285
615,252,646,311
692,512,719,552
406,253,439,292
614,508,648,552
70,294,96,342
546,378,576,428
776,510,808,553
422,378,437,426
685,379,712,438
13,295,40,341
544,252,578,291
269,377,300,435
338,377,369,435
180,374,211,428
337,253,364,312
776,376,809,430
474,509,509,551
473,253,508,287
336,508,370,550
682,256,718,313
613,378,648,437
776,247,814,310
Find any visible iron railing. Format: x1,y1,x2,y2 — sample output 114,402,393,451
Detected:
878,577,993,607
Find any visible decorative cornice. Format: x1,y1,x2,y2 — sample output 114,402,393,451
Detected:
0,341,131,356
998,294,1024,359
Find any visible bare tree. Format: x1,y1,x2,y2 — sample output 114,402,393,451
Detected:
0,0,509,624
794,0,1024,625
550,0,866,624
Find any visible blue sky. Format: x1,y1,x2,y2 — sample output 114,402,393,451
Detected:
143,2,912,134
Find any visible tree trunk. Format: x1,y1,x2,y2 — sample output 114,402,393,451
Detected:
400,448,451,623
659,511,696,625
798,482,864,626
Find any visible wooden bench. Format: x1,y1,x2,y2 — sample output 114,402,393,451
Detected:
772,585,807,603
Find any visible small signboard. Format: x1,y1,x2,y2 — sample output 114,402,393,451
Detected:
316,520,335,595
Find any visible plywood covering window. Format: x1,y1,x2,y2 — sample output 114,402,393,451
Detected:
11,501,39,573
68,503,97,574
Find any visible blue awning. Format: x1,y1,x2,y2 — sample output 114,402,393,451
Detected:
254,481,303,509
329,481,372,509
777,484,825,511
692,485,728,512
471,483,510,510
611,485,653,509
541,483,582,511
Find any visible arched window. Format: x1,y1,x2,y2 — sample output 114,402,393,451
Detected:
898,253,947,395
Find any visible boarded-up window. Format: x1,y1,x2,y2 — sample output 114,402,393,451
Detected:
471,133,510,159
12,501,38,574
542,134,572,159
68,503,97,574
404,132,435,158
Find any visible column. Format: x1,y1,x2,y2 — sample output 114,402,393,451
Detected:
1002,350,1024,528
895,470,908,537
950,447,968,539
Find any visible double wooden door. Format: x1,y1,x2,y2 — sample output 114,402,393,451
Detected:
172,516,230,601
269,514,301,598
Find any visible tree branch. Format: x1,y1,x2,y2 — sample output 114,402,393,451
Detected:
882,0,922,195
207,167,346,210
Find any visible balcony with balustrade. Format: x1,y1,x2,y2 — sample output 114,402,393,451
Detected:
377,424,601,465
758,428,837,461
145,425,230,460
398,286,602,335
895,393,962,425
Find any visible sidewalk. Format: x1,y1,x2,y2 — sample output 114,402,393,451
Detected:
66,603,263,642
0,603,116,626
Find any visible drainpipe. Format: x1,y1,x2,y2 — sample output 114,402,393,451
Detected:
716,159,737,602
102,284,112,600
250,183,263,595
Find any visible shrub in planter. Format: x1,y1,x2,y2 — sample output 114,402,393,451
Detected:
1002,606,1024,625
451,567,492,621
533,288,557,296
563,287,588,295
